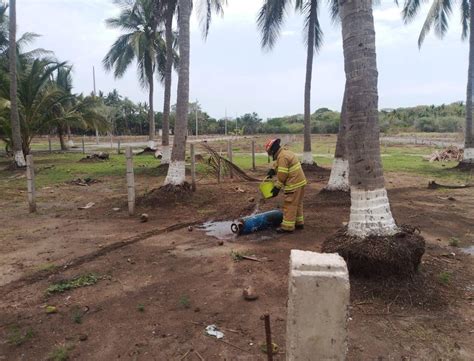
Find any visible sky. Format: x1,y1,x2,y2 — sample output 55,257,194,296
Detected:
17,0,467,119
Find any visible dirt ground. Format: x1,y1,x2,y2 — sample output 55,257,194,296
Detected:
0,161,473,360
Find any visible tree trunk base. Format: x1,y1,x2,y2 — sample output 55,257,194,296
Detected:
322,225,425,278
137,183,192,207
455,161,474,171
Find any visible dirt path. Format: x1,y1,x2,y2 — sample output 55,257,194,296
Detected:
0,169,473,360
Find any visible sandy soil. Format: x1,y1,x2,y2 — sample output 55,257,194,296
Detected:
0,165,473,360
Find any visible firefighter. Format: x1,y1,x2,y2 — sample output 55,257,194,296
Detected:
265,138,307,233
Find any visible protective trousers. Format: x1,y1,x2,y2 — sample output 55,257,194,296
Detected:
281,186,305,231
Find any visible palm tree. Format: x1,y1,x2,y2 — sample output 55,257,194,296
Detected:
339,0,398,237
103,0,167,149
8,0,25,167
164,0,226,186
402,0,473,165
258,0,323,165
157,0,178,164
325,86,349,191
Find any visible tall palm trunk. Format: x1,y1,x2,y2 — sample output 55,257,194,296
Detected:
325,86,349,191
301,0,316,165
9,0,26,167
340,0,397,237
463,0,474,163
58,126,67,151
164,0,191,185
161,9,174,164
147,70,156,149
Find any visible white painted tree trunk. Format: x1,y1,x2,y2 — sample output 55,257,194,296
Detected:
348,188,398,237
147,140,156,149
67,140,74,148
14,150,26,167
301,151,314,165
463,147,474,163
164,161,186,185
161,145,171,164
325,158,349,191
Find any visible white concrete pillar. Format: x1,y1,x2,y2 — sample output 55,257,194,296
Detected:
26,155,36,213
125,147,135,216
286,250,349,361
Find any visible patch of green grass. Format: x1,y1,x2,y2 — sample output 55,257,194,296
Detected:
179,295,190,309
36,263,58,272
47,273,98,294
48,344,73,361
137,304,145,312
230,250,248,261
448,237,460,247
439,271,452,285
7,326,34,346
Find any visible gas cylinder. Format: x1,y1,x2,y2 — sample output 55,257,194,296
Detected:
231,210,283,235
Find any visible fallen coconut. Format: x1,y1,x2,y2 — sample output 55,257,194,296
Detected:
243,286,258,301
140,213,149,223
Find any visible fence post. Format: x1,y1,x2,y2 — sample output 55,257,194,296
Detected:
82,136,85,154
190,143,196,191
228,140,233,179
287,250,349,360
117,139,121,154
252,140,256,171
26,155,36,213
48,136,52,153
126,147,135,216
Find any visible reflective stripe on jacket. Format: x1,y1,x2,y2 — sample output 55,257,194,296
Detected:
273,148,307,192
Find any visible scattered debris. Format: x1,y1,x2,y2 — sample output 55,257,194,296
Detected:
79,152,109,162
243,286,259,301
140,213,149,223
188,226,194,232
261,313,275,360
112,207,120,212
248,197,255,203
217,240,224,246
205,325,224,339
45,305,58,314
425,146,463,162
78,202,95,210
428,181,472,189
78,334,88,342
68,177,100,186
136,147,156,155
235,187,246,193
200,143,259,182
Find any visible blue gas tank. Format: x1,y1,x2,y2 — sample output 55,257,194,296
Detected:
231,210,283,235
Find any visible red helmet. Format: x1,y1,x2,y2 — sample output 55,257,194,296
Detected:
265,138,280,153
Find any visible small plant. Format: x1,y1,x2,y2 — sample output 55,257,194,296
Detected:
448,237,460,247
439,271,452,285
179,295,191,309
230,250,245,261
47,273,98,294
37,263,58,272
48,344,73,361
137,304,145,312
7,326,34,346
71,307,83,324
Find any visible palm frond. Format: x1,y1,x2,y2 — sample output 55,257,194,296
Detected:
257,0,290,50
328,0,340,23
418,0,452,47
302,0,323,51
460,0,469,40
198,0,227,38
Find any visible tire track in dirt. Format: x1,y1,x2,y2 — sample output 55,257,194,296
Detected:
0,220,203,296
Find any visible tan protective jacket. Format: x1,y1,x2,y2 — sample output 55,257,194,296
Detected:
273,148,307,192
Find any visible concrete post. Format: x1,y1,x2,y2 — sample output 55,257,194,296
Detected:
125,147,135,216
286,250,349,361
82,136,85,154
251,140,256,171
26,155,36,213
190,143,196,191
48,136,52,153
117,139,121,154
228,140,233,179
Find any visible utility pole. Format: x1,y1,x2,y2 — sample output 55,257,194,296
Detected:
225,108,228,136
195,99,198,138
93,66,99,145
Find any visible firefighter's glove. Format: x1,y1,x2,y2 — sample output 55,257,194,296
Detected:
271,187,280,198
267,169,276,178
